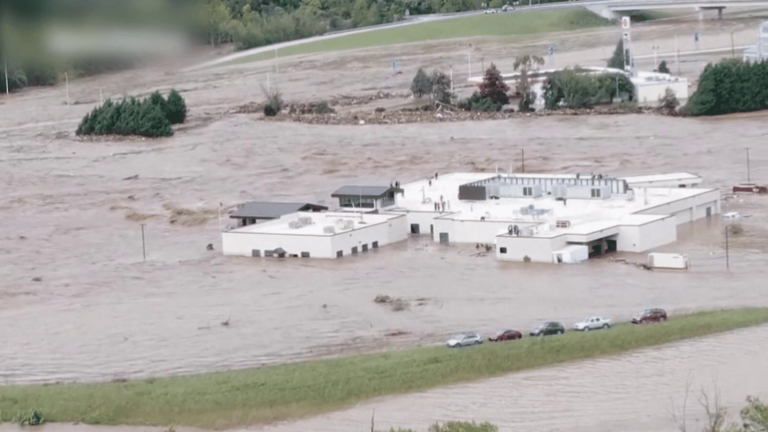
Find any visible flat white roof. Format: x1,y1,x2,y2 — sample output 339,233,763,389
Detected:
228,211,401,236
394,172,714,239
621,172,702,185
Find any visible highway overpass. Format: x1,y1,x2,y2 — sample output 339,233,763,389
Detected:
587,0,768,19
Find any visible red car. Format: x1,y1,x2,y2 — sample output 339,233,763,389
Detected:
631,308,668,324
489,329,523,342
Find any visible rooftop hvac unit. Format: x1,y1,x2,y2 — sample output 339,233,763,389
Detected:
335,219,354,230
323,226,336,234
288,220,303,229
556,220,571,228
298,217,313,225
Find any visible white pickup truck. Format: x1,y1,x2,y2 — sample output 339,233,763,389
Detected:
573,316,612,331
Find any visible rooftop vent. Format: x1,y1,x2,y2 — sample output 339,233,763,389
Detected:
323,226,336,234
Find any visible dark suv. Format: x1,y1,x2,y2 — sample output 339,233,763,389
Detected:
530,321,565,337
631,308,668,324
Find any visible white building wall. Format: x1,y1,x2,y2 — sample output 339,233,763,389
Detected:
635,190,720,225
496,235,568,263
444,219,522,244
398,211,441,236
222,232,335,258
634,80,689,106
617,216,677,252
330,215,408,256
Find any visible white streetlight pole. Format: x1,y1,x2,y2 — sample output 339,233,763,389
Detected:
4,57,9,96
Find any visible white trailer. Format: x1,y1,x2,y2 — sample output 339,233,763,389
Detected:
647,253,689,269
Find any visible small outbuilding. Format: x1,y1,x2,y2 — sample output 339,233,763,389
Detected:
230,202,328,227
331,185,403,211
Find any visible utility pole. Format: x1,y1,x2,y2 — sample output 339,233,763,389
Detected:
275,49,279,77
468,51,472,79
652,45,659,70
675,34,681,76
3,56,8,96
725,225,730,270
731,31,736,58
65,72,70,106
746,147,751,183
141,224,147,262
521,149,525,173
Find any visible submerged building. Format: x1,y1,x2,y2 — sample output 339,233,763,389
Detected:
222,172,720,263
743,21,768,62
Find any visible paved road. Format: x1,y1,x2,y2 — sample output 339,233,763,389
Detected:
183,0,767,72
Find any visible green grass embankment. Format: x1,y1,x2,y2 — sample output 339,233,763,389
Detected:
1,308,768,428
223,8,610,66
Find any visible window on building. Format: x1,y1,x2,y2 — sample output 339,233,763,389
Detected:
362,244,368,252
591,188,601,198
301,252,310,258
381,191,395,207
265,250,274,258
339,196,375,208
336,250,343,258
500,247,507,254
251,250,261,257
372,241,379,248
351,246,358,254
523,187,533,196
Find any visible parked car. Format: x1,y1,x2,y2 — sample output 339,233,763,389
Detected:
483,9,497,13
530,321,565,337
631,308,668,324
446,332,483,348
489,329,523,342
573,316,612,331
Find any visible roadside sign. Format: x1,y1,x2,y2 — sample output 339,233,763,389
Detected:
622,16,630,29
694,32,700,42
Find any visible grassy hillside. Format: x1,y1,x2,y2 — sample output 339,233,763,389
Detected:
224,8,610,66
2,308,768,428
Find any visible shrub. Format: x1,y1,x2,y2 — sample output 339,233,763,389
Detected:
428,421,498,432
12,409,45,426
314,101,335,114
262,87,283,116
24,62,59,86
686,59,768,116
165,89,188,124
411,68,433,98
657,87,679,112
75,98,173,138
458,93,501,112
0,67,27,93
478,63,509,106
657,60,671,74
543,69,634,109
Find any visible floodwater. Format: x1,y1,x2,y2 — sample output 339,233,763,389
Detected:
1,15,768,431
2,113,767,386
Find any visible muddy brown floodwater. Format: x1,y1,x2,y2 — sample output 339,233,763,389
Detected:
2,114,767,385
1,12,768,431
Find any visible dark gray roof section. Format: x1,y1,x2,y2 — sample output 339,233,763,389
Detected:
230,202,327,219
331,186,403,198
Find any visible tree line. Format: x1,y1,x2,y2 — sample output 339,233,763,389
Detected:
76,90,188,138
686,58,768,116
410,58,635,112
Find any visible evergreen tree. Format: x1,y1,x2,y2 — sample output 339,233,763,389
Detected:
137,102,174,137
478,63,509,106
607,39,625,70
165,89,188,124
657,60,671,74
410,68,433,98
